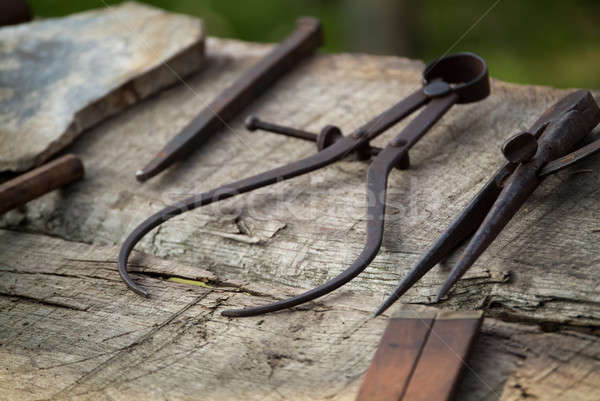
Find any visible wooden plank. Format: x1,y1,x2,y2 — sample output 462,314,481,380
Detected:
356,311,482,401
355,311,436,401
1,37,598,331
402,311,483,401
0,229,599,400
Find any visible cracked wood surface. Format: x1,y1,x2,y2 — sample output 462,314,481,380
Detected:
2,229,599,400
1,37,599,400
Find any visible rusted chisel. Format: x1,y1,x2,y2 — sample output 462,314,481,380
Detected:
0,154,84,214
356,310,483,401
136,17,323,181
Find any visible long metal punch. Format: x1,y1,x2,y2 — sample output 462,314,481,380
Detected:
376,89,600,316
136,17,323,181
118,52,490,317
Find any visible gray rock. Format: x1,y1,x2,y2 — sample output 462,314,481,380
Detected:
0,1,204,172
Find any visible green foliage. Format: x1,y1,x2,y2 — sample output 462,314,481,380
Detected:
418,0,600,88
29,0,600,89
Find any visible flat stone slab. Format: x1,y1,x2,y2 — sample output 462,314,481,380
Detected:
0,1,204,172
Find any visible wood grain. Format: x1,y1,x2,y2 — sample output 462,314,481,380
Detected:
402,311,483,401
1,229,599,400
355,312,436,401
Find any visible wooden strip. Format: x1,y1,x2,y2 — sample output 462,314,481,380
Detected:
402,311,483,401
0,154,83,214
355,311,436,401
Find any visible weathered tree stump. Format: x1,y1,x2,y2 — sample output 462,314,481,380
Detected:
1,35,599,400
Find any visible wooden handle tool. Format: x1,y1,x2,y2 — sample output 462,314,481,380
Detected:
356,310,483,401
0,154,84,214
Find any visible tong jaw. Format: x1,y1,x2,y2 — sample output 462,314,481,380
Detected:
503,91,600,173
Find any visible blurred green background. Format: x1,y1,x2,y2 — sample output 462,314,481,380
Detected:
30,0,600,89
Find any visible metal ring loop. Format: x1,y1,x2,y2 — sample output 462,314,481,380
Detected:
423,52,489,104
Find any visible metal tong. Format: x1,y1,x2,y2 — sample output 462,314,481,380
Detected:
118,52,490,317
376,89,600,316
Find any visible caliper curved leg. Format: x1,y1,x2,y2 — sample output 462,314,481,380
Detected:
220,95,459,317
118,138,358,296
221,146,405,317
